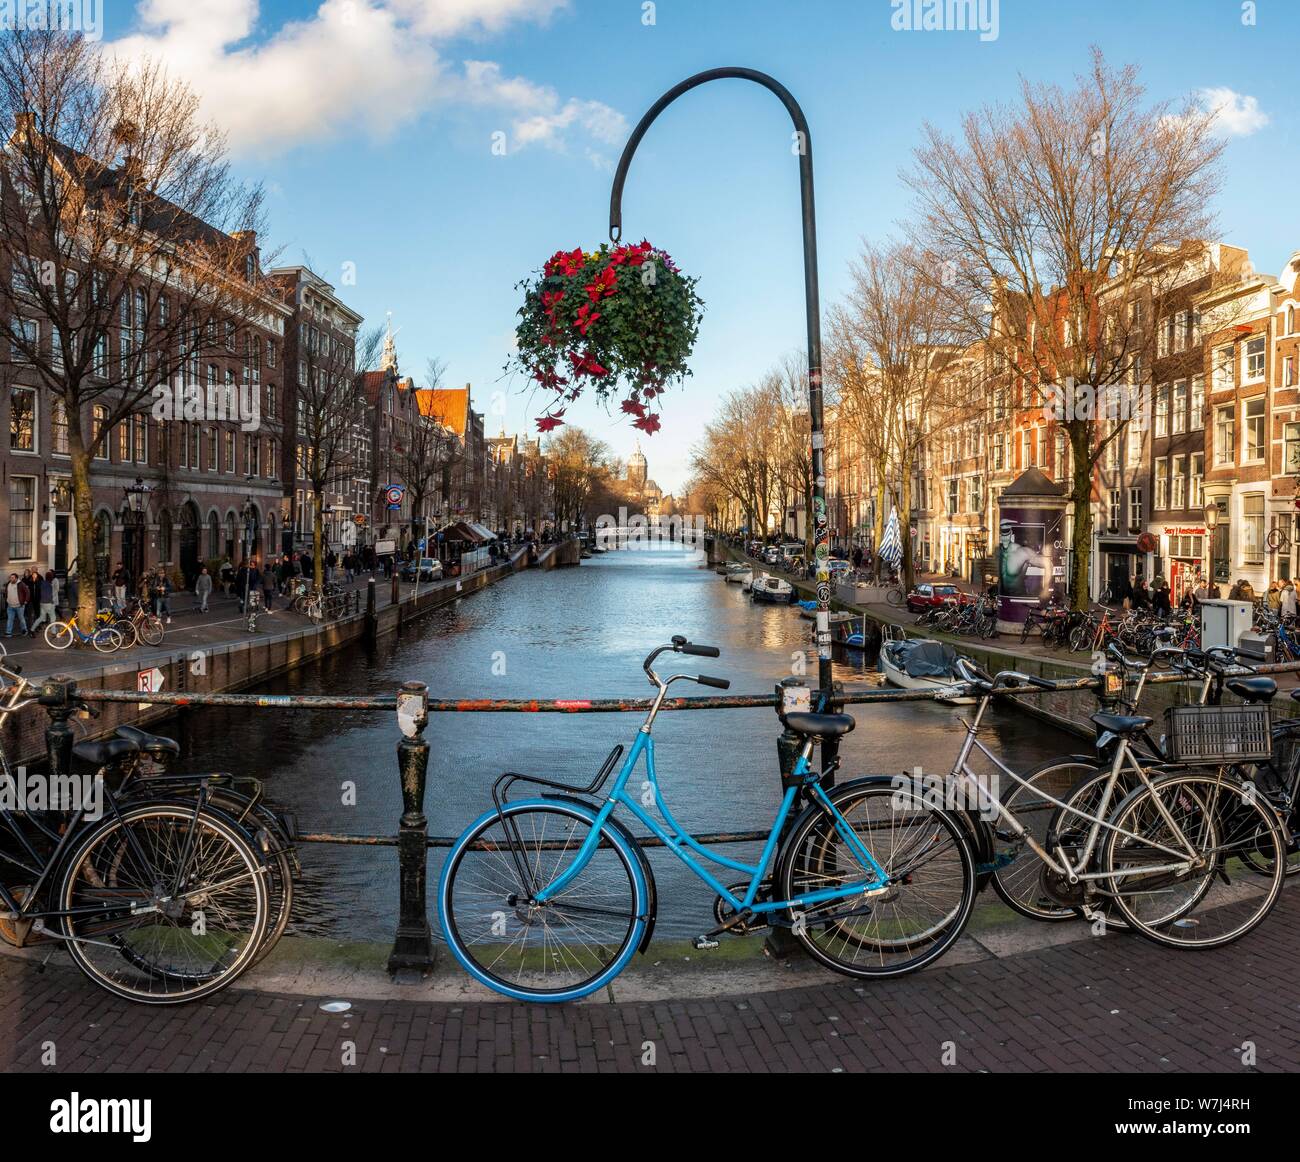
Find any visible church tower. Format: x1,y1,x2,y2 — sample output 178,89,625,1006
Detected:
627,441,648,492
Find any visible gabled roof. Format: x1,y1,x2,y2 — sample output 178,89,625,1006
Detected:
415,387,470,437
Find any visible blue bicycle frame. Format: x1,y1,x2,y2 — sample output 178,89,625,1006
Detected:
536,728,891,917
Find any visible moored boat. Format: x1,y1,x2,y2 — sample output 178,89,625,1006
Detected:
723,563,753,585
749,573,794,603
878,636,973,704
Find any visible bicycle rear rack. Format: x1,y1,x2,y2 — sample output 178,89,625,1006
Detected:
488,745,626,896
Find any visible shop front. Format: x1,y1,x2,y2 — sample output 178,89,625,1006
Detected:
1152,521,1207,604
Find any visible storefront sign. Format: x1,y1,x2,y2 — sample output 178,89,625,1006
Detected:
1162,526,1206,536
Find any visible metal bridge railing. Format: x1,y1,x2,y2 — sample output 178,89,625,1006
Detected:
33,656,1300,975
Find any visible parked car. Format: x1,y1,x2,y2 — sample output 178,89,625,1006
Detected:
905,583,971,614
400,557,443,582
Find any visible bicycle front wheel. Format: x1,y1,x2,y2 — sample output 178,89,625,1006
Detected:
44,622,73,650
57,802,269,1003
138,615,165,646
438,799,648,1002
1100,771,1286,949
113,619,139,648
93,626,123,653
776,779,976,979
886,588,905,608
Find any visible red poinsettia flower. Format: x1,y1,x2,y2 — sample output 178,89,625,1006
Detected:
536,410,566,432
621,398,646,418
574,303,601,336
632,412,661,435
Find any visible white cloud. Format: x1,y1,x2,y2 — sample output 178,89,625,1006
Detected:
106,0,623,158
1197,87,1269,137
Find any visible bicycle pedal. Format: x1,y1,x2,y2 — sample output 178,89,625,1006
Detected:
692,935,720,950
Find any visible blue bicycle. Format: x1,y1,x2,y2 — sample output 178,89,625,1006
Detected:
438,636,977,1002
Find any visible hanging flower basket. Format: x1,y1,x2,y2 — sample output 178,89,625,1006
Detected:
511,241,705,435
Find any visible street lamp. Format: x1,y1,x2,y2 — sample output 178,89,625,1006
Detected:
123,476,150,585
609,67,833,698
1203,501,1219,531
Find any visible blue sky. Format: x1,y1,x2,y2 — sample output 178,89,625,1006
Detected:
99,0,1298,493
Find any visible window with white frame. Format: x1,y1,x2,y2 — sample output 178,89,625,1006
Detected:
1214,405,1235,465
1243,493,1264,565
1109,489,1122,532
1171,455,1186,509
1286,355,1296,389
1172,380,1187,434
1245,336,1266,381
1243,396,1265,461
1213,346,1233,390
1190,375,1204,430
1286,424,1300,476
9,387,35,452
10,317,36,362
1155,457,1168,509
51,400,68,455
7,476,35,559
92,405,108,459
1154,382,1169,436
1190,453,1204,508
1128,487,1143,533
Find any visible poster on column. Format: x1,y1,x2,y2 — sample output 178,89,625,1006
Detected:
998,507,1062,599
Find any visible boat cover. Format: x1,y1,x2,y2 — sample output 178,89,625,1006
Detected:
890,639,957,678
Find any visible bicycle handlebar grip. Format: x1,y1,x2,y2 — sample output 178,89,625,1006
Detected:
696,674,730,690
680,642,720,658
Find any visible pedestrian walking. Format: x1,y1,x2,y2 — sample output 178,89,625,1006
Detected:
30,570,56,634
262,562,276,611
194,565,213,613
1283,581,1298,621
1152,576,1171,617
1267,580,1282,613
24,567,41,636
5,573,28,637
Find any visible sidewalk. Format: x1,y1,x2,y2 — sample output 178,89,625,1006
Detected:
3,889,1296,1072
2,562,513,680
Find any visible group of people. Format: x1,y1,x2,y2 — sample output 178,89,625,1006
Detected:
4,568,58,638
109,563,175,623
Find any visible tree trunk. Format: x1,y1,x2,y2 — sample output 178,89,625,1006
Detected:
1070,428,1094,612
901,467,915,591
68,424,98,633
313,494,324,590
873,470,887,582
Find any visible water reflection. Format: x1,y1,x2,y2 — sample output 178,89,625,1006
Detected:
166,545,1074,941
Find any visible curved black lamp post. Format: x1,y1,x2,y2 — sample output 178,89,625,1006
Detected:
609,67,833,697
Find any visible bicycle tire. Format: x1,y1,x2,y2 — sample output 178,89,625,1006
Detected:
44,622,74,650
886,588,905,608
114,619,139,649
776,779,976,979
138,616,164,646
56,801,269,1003
1100,771,1286,949
93,626,123,653
438,798,648,1002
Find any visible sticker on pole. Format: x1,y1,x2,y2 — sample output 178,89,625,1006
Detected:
384,484,405,510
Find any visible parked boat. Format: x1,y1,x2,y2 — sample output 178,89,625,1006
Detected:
750,573,795,603
878,635,974,703
795,600,855,624
723,563,753,585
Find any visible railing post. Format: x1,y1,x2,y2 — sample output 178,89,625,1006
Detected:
41,674,77,783
768,677,809,957
388,680,434,977
364,577,377,643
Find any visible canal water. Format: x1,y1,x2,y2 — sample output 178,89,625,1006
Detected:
166,544,1077,943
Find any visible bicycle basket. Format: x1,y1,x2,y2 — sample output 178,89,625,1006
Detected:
1163,703,1272,764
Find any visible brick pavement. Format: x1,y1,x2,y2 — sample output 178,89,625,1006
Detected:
2,889,1297,1073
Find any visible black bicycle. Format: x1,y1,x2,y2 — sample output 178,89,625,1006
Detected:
0,655,274,1003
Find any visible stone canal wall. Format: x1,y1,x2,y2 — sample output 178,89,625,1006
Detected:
709,539,1300,736
2,551,533,767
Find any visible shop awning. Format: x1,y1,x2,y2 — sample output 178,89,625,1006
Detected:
466,522,497,541
439,521,489,544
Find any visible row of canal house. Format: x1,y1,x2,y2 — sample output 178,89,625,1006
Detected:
910,243,1300,603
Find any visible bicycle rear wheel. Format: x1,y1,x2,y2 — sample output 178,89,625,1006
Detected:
438,799,648,1002
1100,771,1286,949
137,615,165,646
92,626,123,653
114,619,139,648
57,802,269,1003
44,622,73,650
776,780,976,978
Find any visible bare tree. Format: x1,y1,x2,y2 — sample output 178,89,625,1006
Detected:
0,32,269,626
400,356,464,544
828,241,973,587
904,49,1224,606
545,427,611,531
